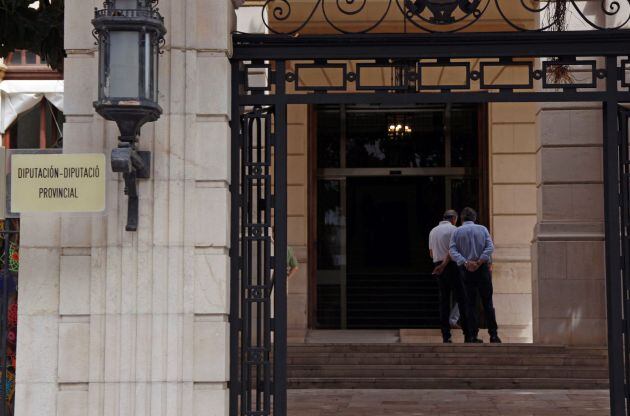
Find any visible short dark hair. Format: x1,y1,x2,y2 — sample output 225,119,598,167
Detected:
461,207,477,223
443,209,458,221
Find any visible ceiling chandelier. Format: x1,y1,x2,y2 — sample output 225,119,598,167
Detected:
388,123,413,138
387,115,413,139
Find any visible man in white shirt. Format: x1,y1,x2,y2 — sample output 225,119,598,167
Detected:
429,210,471,343
449,207,501,344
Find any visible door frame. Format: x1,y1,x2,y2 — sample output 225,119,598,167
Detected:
306,103,490,330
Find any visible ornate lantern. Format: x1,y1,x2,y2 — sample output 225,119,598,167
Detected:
92,0,166,231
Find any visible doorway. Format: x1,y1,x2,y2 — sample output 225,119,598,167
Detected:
313,104,486,329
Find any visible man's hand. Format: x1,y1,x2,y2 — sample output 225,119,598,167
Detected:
432,263,446,276
466,260,480,272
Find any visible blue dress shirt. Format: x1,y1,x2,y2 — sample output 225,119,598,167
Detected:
449,221,494,267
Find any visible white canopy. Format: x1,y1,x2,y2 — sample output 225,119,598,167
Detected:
0,80,64,134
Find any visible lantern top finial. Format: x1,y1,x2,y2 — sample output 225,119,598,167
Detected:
94,0,166,30
102,0,159,9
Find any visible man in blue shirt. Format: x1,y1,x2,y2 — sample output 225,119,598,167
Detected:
449,207,501,343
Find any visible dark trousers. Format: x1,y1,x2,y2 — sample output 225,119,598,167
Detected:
435,261,471,340
461,263,499,337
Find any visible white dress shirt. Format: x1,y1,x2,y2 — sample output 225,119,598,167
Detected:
429,220,457,263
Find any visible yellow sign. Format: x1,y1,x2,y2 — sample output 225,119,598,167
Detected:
11,154,106,213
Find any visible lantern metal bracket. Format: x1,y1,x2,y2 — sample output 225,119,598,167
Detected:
111,144,151,232
94,102,160,231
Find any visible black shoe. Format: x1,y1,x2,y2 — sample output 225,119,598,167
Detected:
443,338,452,344
465,337,484,344
490,335,502,344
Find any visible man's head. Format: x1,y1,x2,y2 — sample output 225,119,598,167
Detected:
443,209,458,225
460,207,477,223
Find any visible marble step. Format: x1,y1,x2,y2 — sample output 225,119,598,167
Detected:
287,377,610,390
287,354,607,367
287,364,608,379
288,344,608,355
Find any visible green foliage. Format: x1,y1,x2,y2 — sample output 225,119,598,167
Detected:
0,0,64,70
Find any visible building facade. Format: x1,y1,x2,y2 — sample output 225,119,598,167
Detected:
11,1,620,415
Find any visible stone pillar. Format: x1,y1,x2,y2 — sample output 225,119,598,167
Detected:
531,5,607,347
489,103,537,343
532,103,606,346
14,0,237,415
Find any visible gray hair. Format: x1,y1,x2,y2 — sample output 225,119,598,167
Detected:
461,207,477,223
443,209,458,220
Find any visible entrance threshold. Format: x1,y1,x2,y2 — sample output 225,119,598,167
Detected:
305,330,400,344
304,327,533,344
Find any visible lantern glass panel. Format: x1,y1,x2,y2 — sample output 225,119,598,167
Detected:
99,36,107,100
106,31,141,99
153,37,159,101
138,32,158,102
114,0,138,9
141,32,150,99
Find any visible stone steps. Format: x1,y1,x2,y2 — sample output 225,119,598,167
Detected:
286,344,609,390
288,355,607,367
288,365,608,379
288,377,610,390
288,344,607,355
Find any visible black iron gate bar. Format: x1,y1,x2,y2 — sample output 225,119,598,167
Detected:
617,106,630,414
230,29,630,416
233,31,630,60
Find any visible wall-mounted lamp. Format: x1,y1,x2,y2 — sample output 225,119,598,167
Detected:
92,0,166,231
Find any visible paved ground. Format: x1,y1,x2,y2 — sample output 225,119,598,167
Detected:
288,389,610,415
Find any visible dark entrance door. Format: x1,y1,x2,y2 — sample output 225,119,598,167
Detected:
315,104,484,329
346,176,443,328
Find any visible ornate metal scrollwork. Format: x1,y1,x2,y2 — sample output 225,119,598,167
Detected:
259,0,630,34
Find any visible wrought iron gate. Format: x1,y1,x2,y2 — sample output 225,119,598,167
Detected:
230,4,630,415
230,104,287,416
615,107,630,415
